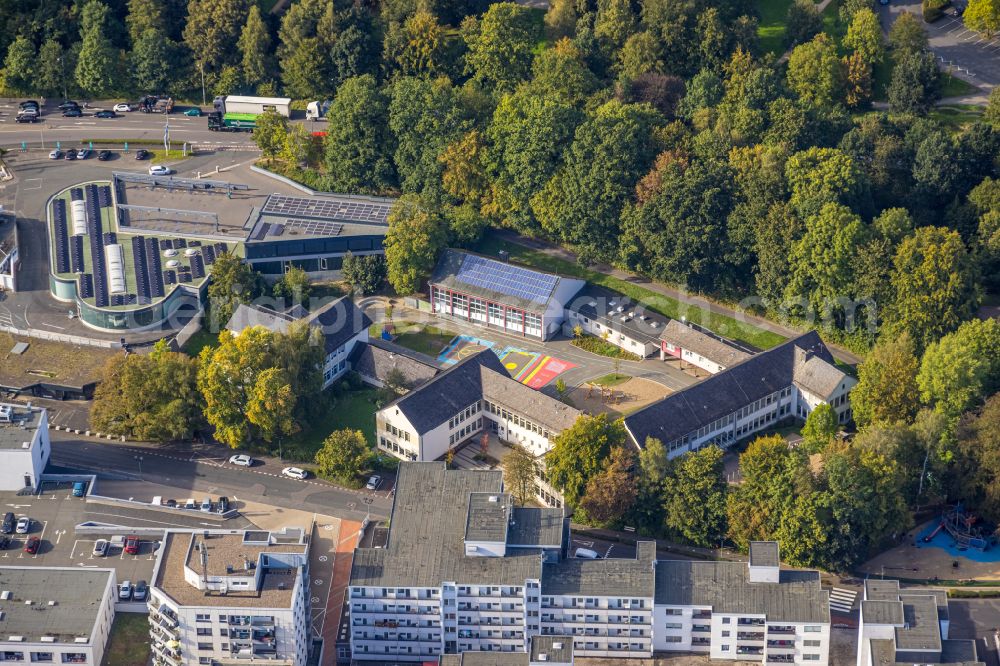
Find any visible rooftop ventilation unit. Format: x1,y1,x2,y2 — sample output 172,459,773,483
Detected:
7,636,23,642
538,655,548,661
553,643,563,650
0,591,10,600
40,636,55,643
488,496,498,502
47,601,56,606
74,637,88,644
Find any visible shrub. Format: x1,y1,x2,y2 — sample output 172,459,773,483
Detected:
571,335,643,361
922,0,951,22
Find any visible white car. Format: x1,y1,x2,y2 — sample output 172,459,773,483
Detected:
366,475,381,491
92,539,109,557
15,517,30,534
148,165,171,176
229,454,254,467
48,149,63,160
113,103,133,112
281,467,308,480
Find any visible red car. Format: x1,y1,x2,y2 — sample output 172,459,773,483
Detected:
124,536,140,555
24,536,40,554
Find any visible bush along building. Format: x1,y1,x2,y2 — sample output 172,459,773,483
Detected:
348,463,831,664
624,332,856,458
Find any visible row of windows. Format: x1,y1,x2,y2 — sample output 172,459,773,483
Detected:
449,418,483,445
736,388,791,420
484,400,552,439
448,401,481,430
383,423,411,442
431,288,544,337
0,653,89,664
379,437,417,460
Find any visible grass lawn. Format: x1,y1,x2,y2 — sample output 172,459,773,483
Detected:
929,104,984,130
591,373,632,387
821,0,846,44
289,388,381,455
476,234,787,350
102,613,151,666
181,327,220,357
940,72,979,97
758,0,797,54
392,322,455,357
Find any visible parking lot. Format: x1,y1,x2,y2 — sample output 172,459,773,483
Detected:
879,0,1000,90
0,481,255,586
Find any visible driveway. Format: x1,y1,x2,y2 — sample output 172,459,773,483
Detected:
878,0,1000,90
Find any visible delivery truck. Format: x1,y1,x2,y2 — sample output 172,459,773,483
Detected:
207,112,257,132
306,100,331,120
213,95,291,118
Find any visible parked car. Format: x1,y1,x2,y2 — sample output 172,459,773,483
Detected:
94,110,116,119
97,150,113,161
183,107,202,116
366,475,381,491
282,467,308,480
134,580,148,602
72,481,87,497
92,539,109,557
19,100,39,110
1,513,14,534
228,454,253,467
23,537,40,555
183,498,196,510
48,149,63,160
124,535,140,555
118,581,132,600
15,113,38,123
64,148,77,161
76,148,92,160
57,100,79,110
135,149,150,160
113,103,133,112
573,547,600,559
217,496,230,514
0,536,10,550
62,108,83,118
165,498,177,508
148,164,171,176
200,498,212,512
15,517,30,534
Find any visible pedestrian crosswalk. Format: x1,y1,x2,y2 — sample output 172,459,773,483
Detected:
829,587,857,614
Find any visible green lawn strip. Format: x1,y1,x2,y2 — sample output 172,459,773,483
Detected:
102,613,152,666
758,0,797,54
822,0,846,45
289,388,382,455
591,373,632,387
392,323,455,357
476,234,786,350
929,104,984,131
940,72,978,97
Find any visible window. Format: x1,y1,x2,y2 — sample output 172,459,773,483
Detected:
665,623,682,629
722,617,731,624
197,642,213,650
195,614,211,622
196,628,212,636
721,645,730,652
804,640,821,647
721,631,730,637
803,655,821,661
30,654,53,663
199,659,211,665
663,636,683,643
804,626,821,633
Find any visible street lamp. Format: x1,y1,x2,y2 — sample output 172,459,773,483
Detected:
58,56,67,99
199,63,206,106
363,497,374,522
134,455,143,478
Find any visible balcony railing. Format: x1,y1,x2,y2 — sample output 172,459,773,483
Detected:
692,625,711,633
739,632,765,641
738,618,766,626
768,626,796,635
767,655,795,663
692,638,711,646
693,611,712,620
768,640,795,648
737,647,764,655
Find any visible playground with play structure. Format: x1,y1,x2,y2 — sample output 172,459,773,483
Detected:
919,504,998,557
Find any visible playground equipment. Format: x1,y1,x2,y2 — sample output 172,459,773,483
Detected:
924,504,993,551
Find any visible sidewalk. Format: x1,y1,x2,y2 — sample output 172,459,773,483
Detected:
492,230,863,366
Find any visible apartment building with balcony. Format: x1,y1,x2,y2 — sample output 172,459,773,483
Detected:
539,542,656,658
147,527,310,666
653,542,831,666
625,332,856,459
437,635,574,666
857,579,983,666
0,567,116,666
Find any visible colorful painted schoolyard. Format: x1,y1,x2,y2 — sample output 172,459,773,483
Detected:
438,334,576,389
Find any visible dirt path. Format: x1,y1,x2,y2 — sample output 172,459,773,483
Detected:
567,377,673,417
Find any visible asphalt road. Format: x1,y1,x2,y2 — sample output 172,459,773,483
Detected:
0,102,260,149
48,433,394,523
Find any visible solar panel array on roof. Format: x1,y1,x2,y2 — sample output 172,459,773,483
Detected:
145,237,164,298
79,273,93,299
454,254,559,306
53,202,70,273
132,235,150,303
163,270,176,285
262,194,392,225
69,234,84,273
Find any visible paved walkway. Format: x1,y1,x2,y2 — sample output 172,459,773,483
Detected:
492,231,863,366
322,518,361,665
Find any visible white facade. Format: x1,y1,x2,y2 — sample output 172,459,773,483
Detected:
0,567,116,666
660,342,726,374
148,529,311,666
0,403,51,491
540,594,653,658
564,309,659,358
322,328,369,388
0,243,16,291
